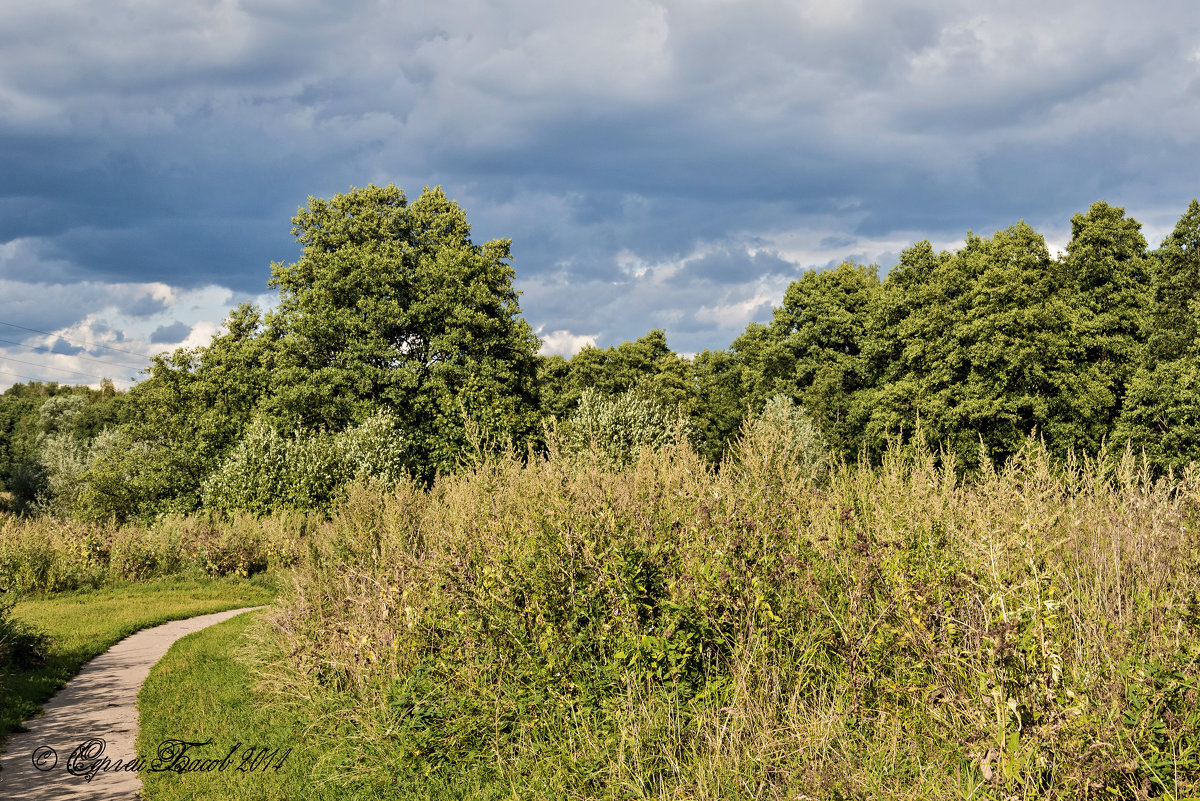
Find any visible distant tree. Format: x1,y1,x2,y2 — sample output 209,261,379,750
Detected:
80,184,542,518
1148,199,1200,363
539,330,695,421
859,223,1111,467
731,261,879,460
264,184,541,476
1114,360,1200,476
1062,201,1152,426
855,240,950,459
690,347,749,463
80,304,275,519
0,382,72,496
1111,199,1200,473
0,381,127,515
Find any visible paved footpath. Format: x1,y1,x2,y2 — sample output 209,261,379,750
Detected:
0,607,263,801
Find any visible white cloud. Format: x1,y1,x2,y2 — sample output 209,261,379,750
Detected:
538,329,597,357
0,279,270,389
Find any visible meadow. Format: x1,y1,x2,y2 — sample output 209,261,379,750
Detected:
5,427,1200,799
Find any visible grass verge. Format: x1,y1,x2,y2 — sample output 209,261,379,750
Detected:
138,610,343,801
0,572,278,746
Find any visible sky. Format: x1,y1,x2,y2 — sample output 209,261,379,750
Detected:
2,0,1200,389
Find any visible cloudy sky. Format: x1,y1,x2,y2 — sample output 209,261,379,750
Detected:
3,0,1200,388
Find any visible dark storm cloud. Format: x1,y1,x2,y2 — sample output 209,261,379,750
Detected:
50,338,83,356
124,291,169,318
3,0,1200,378
668,247,797,287
149,321,190,344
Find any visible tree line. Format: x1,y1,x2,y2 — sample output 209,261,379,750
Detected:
3,186,1199,521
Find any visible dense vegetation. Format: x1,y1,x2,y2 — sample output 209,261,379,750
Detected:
256,434,1200,800
2,191,1200,520
3,188,1200,796
6,429,1200,799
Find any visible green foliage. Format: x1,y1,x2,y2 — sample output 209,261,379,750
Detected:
64,185,542,519
20,194,1200,522
1062,201,1152,433
731,261,879,461
1149,199,1200,363
563,386,691,467
0,596,49,671
730,394,830,485
202,409,411,514
540,330,696,422
0,382,77,495
265,184,541,477
0,511,305,594
0,381,127,514
93,305,276,520
1114,360,1200,475
4,462,44,516
32,431,90,517
689,347,747,463
853,224,1112,468
250,437,1200,798
1117,655,1200,796
74,431,187,524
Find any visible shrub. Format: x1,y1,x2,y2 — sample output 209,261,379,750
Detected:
253,435,1200,799
202,409,413,515
564,386,691,467
0,596,49,671
729,394,831,485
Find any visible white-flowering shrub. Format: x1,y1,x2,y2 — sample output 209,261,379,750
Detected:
564,387,691,468
34,432,90,518
336,409,410,485
34,427,127,518
37,394,87,437
732,394,830,484
203,410,412,514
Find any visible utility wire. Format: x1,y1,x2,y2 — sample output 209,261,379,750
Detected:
0,337,145,372
0,354,131,383
0,367,54,385
0,319,148,359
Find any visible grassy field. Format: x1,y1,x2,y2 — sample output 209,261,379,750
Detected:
138,610,345,801
0,573,277,745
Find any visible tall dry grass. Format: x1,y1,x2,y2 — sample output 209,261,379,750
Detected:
0,511,311,592
251,430,1200,799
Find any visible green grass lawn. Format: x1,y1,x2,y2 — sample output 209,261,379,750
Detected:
1,572,278,746
137,610,345,801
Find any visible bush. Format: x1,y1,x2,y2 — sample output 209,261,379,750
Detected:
253,435,1200,799
0,596,49,671
563,386,691,467
0,510,305,592
202,409,413,515
729,394,831,485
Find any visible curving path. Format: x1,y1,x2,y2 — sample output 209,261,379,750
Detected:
0,607,263,800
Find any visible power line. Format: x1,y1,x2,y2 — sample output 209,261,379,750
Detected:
0,354,131,383
0,367,55,385
0,319,148,359
0,337,145,372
